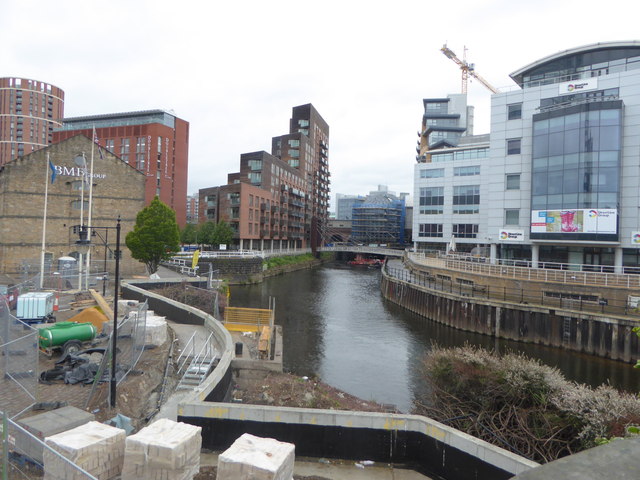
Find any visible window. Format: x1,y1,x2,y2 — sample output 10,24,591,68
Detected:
105,139,115,152
135,137,146,170
288,139,300,147
454,166,480,176
507,138,521,155
419,187,444,214
248,159,262,171
248,172,261,184
420,168,444,178
453,224,478,238
508,103,522,120
419,224,443,237
506,174,521,190
505,209,520,225
120,138,130,162
453,185,480,205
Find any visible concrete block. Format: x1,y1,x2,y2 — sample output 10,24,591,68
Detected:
145,314,168,346
122,418,201,480
44,421,126,480
217,433,295,480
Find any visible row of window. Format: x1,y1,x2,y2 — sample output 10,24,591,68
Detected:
419,214,522,238
417,224,480,238
420,165,480,178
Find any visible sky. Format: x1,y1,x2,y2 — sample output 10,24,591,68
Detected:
2,0,639,210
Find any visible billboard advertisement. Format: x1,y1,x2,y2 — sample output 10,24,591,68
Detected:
531,209,617,234
632,232,640,245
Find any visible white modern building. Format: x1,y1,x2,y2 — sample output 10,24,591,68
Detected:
413,94,489,251
414,41,640,272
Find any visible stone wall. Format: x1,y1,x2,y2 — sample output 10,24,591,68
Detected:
0,135,147,277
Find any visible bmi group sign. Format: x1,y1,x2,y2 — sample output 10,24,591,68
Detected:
531,209,617,235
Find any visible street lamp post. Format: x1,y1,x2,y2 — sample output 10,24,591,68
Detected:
75,216,121,408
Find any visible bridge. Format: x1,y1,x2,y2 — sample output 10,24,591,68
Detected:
318,245,404,257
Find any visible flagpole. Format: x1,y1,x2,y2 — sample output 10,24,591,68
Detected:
86,127,96,290
79,153,85,291
39,153,51,290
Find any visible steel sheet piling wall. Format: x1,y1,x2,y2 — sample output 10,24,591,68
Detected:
380,270,639,363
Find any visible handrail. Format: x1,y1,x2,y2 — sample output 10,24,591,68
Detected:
176,331,196,375
408,252,640,288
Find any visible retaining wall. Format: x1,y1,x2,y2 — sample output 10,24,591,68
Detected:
380,270,640,363
178,402,538,480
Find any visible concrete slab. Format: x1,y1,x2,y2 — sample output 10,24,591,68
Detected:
200,452,432,480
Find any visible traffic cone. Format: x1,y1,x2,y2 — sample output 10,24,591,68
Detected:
53,294,59,312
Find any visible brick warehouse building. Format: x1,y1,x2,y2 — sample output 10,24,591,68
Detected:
52,110,189,226
0,77,65,166
199,104,330,250
0,135,146,278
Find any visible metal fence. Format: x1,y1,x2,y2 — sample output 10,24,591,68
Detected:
85,300,148,409
117,300,148,385
408,251,640,289
1,410,98,480
0,301,38,420
384,264,640,318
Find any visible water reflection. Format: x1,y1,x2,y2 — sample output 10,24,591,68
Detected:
230,262,640,413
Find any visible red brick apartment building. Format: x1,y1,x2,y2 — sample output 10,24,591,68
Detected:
52,110,189,225
199,104,330,250
0,77,65,165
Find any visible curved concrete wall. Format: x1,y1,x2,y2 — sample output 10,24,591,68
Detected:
121,282,234,402
178,402,538,480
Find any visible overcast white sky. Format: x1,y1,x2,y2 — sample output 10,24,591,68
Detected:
2,0,638,209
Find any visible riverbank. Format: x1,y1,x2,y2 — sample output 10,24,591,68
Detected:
381,258,640,365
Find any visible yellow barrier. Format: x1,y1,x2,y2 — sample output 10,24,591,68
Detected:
223,307,273,333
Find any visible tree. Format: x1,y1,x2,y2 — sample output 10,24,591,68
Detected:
180,223,198,244
212,220,234,247
199,221,216,247
126,196,180,274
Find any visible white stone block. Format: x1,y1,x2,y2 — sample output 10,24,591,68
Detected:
44,421,126,480
217,433,295,480
144,314,168,346
122,418,201,480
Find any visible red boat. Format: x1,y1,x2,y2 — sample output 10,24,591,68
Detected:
348,255,383,267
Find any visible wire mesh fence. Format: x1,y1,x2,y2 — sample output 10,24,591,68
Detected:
84,300,148,408
384,264,640,318
1,410,98,480
0,301,38,420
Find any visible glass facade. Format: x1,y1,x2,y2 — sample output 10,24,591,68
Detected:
531,101,622,240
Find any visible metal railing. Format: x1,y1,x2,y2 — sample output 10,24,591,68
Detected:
320,245,405,257
384,264,640,318
408,252,640,289
1,410,98,480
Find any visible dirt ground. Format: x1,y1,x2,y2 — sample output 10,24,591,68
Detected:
231,370,394,412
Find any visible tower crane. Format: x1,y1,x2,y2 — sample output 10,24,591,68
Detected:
440,44,498,94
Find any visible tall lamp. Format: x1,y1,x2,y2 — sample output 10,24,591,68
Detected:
75,217,121,408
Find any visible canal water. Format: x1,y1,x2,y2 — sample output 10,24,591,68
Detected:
231,262,640,413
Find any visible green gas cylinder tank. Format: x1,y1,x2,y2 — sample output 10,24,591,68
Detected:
38,322,97,349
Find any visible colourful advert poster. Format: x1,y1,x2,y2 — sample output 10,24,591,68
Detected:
531,209,617,234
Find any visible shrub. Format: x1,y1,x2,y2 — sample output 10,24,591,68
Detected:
414,345,640,463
